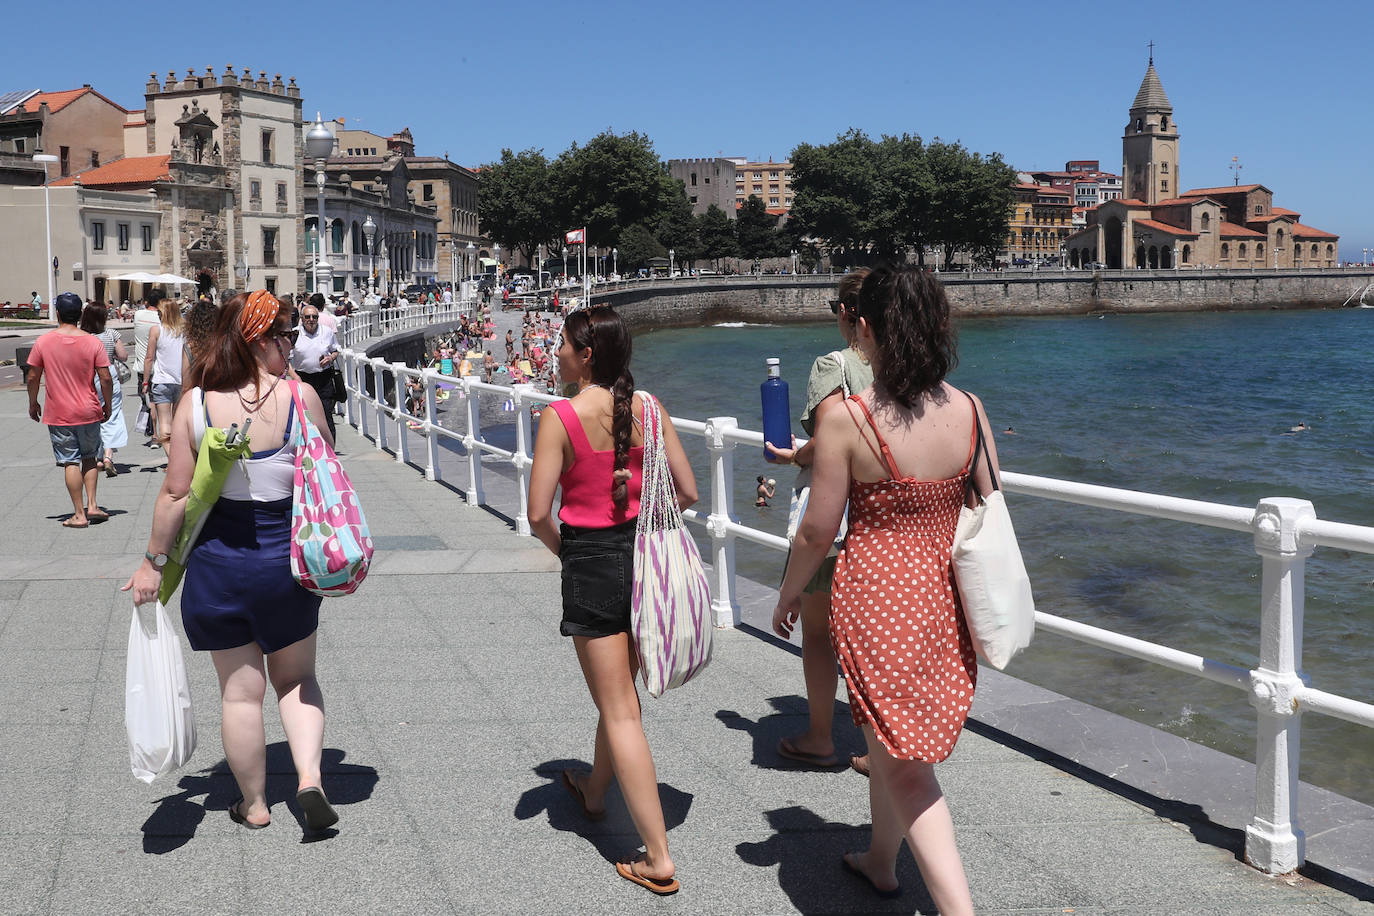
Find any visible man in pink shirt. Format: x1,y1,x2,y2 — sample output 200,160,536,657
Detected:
27,292,114,528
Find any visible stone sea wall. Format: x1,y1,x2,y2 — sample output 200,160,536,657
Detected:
595,271,1374,330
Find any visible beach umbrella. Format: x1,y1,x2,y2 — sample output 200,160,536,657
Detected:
158,423,255,605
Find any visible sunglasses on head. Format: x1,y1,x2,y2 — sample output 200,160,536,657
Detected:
829,299,855,315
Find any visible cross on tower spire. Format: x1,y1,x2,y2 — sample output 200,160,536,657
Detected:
1148,40,1155,65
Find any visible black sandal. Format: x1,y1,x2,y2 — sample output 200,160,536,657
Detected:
228,798,270,829
296,786,339,832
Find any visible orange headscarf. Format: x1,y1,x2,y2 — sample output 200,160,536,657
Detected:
241,289,279,342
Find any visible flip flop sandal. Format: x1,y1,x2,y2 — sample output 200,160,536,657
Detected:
296,786,339,832
841,853,901,899
616,860,680,896
228,798,270,830
776,737,841,769
560,769,606,821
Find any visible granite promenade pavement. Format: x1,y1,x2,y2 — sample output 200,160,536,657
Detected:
2,379,1372,916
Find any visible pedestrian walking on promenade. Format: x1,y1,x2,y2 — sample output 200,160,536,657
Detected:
26,292,113,527
290,295,341,440
765,268,874,774
78,302,129,477
773,266,991,914
124,290,340,835
143,298,186,463
527,305,698,896
133,293,163,443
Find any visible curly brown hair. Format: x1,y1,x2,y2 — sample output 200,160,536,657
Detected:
857,266,957,408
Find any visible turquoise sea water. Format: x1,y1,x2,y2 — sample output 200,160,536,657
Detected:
632,309,1374,806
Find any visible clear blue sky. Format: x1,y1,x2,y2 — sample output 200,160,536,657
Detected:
8,0,1371,258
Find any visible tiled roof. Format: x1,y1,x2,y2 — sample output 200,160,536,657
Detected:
1271,207,1299,216
1153,197,1208,207
1134,218,1197,237
1246,213,1294,224
1112,198,1150,207
1182,184,1264,196
51,155,170,189
1131,63,1171,110
7,86,127,115
1217,221,1265,238
1291,223,1338,240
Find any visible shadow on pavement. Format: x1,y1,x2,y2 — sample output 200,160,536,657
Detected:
515,759,694,865
141,744,379,854
715,696,865,771
736,805,934,915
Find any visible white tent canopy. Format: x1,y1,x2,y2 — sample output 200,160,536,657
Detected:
109,271,162,283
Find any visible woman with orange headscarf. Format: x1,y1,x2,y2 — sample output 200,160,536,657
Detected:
124,290,342,836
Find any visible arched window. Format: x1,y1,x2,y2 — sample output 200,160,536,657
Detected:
331,219,345,254
1182,244,1191,264
1161,116,1169,131
1221,243,1230,259
1135,118,1143,132
1327,244,1335,258
1161,162,1169,173
1312,243,1319,257
1256,243,1264,259
1200,213,1210,232
1239,243,1248,259
1294,244,1301,260
351,221,361,254
1276,228,1285,246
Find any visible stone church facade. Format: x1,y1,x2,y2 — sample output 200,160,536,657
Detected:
1067,61,1338,270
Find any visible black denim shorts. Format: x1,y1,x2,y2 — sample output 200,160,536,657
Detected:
559,519,635,638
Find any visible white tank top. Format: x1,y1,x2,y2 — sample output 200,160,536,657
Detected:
152,326,185,385
191,387,301,501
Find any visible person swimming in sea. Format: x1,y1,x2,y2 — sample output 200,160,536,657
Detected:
756,476,775,507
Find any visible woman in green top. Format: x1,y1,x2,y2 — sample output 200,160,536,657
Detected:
766,267,873,773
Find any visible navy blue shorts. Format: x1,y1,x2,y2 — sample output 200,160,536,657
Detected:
559,519,635,639
181,497,322,653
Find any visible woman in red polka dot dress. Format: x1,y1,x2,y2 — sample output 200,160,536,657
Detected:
773,266,998,914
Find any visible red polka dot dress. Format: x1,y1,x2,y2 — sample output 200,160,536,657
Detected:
830,395,979,763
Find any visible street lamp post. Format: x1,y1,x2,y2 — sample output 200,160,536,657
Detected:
612,247,618,279
669,248,675,279
305,113,335,295
790,249,797,275
493,244,500,285
561,246,567,283
466,241,475,295
33,152,59,317
363,216,376,299
235,255,248,290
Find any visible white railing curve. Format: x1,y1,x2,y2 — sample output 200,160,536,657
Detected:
335,340,1374,879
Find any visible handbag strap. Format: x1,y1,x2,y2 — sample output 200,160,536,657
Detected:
635,391,680,535
961,391,999,503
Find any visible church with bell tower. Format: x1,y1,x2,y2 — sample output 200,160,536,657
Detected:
1066,53,1339,271
1122,48,1179,205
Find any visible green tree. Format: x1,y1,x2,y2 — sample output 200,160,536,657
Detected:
615,222,666,271
476,148,559,262
651,188,702,264
697,204,738,266
736,195,782,262
926,143,1016,268
553,131,682,250
788,129,880,267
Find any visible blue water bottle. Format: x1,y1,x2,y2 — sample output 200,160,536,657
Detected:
760,357,791,463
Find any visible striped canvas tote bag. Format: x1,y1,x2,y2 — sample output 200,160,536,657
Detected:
631,392,714,697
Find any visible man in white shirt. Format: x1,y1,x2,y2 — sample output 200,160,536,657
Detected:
132,292,163,444
290,301,341,439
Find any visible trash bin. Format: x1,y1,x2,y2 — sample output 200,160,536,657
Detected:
16,344,33,385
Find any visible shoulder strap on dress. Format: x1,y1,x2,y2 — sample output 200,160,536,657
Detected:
846,394,902,480
549,399,592,456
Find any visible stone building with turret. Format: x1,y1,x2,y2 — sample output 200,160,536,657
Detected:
1067,58,1339,270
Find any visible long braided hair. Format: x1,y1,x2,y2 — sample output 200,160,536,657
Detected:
562,305,635,508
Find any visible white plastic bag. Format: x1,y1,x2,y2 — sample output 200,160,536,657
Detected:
124,601,196,783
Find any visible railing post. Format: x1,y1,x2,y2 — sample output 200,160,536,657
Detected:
511,384,535,536
342,352,358,429
356,356,371,441
371,357,389,452
462,376,485,506
422,368,442,482
703,416,741,627
392,362,410,465
1245,496,1315,874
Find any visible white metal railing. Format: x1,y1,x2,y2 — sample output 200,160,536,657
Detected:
336,339,1374,879
334,300,477,351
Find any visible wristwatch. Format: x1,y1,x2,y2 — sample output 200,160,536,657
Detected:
145,551,169,569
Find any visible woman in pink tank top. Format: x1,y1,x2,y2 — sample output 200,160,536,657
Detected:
528,306,698,896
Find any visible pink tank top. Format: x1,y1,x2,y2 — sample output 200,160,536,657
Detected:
549,399,644,528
